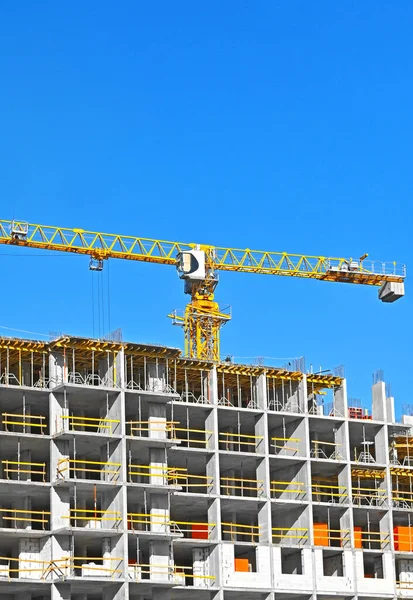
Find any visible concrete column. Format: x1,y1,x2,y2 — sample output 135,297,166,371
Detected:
256,373,267,409
19,449,32,482
150,494,169,533
149,540,170,581
49,352,66,388
372,381,387,421
147,360,166,392
149,448,167,486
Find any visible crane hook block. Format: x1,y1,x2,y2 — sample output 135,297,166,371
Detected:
378,281,405,303
176,250,206,281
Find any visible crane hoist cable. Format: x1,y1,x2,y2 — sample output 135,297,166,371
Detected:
0,219,406,361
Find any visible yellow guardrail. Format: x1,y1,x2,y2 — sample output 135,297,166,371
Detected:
271,436,301,455
61,415,120,435
127,420,177,438
170,425,213,447
311,482,348,500
2,412,47,433
270,480,306,498
219,431,264,451
0,507,50,529
57,458,121,482
222,521,260,542
272,527,309,544
63,508,121,528
2,460,46,482
221,476,263,496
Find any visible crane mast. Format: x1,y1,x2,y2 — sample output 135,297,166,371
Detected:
0,219,406,361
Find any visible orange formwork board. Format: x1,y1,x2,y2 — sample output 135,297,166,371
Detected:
314,523,329,546
234,558,249,572
354,526,362,549
394,526,413,552
192,524,209,539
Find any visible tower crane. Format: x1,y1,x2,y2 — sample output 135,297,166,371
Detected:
0,219,406,361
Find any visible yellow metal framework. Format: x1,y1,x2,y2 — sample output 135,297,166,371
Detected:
0,219,406,361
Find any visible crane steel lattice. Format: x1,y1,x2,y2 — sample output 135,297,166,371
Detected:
0,219,406,361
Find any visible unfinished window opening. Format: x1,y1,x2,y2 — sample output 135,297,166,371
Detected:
268,413,305,458
363,553,384,579
322,550,344,577
281,548,303,574
218,409,263,454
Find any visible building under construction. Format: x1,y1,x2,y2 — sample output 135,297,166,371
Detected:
1,334,413,600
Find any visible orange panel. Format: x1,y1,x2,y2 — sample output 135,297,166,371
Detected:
314,523,329,546
192,524,209,539
354,526,363,549
234,558,249,572
394,526,413,551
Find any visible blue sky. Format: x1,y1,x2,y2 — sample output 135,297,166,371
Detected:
0,1,412,414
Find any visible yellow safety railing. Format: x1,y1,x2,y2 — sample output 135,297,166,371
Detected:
127,420,177,438
2,412,47,433
396,581,413,590
170,520,215,539
222,521,260,543
220,476,263,496
352,486,387,506
311,439,343,459
311,482,348,503
61,415,120,435
127,512,170,531
56,556,123,578
271,436,301,455
169,470,214,492
315,528,350,547
130,563,215,586
272,527,309,545
270,480,306,499
63,508,121,528
0,507,50,529
219,431,264,452
57,458,121,482
128,463,184,484
170,424,213,448
358,530,390,549
2,460,46,482
392,488,413,507
0,556,53,580
173,565,216,586
127,464,214,492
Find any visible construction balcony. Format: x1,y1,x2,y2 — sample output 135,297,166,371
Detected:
312,504,350,549
351,466,388,508
219,454,264,499
270,460,308,502
309,418,346,461
311,463,348,506
218,409,264,454
271,503,309,548
391,466,413,510
168,450,214,495
216,367,260,409
349,420,386,464
170,495,217,542
0,434,49,483
268,412,306,458
353,510,390,551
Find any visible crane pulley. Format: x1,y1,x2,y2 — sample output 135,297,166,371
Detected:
0,219,406,361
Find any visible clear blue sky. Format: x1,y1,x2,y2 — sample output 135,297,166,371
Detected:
0,1,412,414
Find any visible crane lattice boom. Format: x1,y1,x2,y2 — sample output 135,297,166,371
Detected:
0,219,406,360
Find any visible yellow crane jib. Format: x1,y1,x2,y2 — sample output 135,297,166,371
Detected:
0,219,406,361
